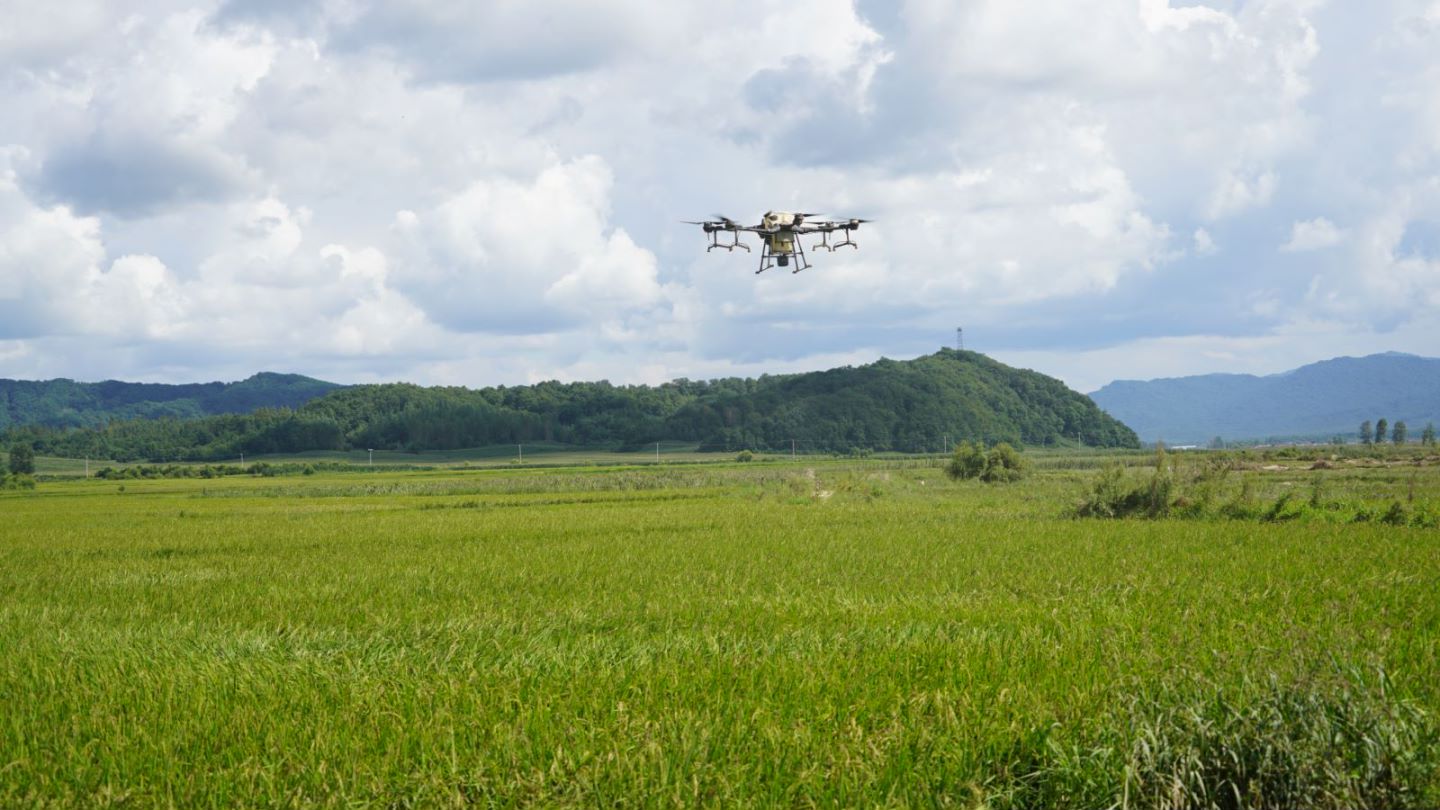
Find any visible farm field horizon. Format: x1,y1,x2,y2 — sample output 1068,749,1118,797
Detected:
3,455,1438,806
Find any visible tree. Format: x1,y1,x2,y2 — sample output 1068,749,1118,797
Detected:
1423,423,1437,446
1392,421,1407,445
7,443,35,475
1375,418,1388,444
1360,420,1373,445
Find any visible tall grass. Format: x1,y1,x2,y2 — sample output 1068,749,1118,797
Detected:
1,461,1437,806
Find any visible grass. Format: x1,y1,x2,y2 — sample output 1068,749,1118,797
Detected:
1,457,1437,806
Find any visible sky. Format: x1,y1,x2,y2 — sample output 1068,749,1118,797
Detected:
1,0,1438,393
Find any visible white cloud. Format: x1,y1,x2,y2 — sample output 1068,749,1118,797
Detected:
1194,228,1218,255
1205,169,1279,221
0,0,1436,392
1282,217,1345,252
390,156,664,334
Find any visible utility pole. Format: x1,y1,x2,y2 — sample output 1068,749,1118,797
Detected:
368,448,374,466
791,439,796,460
655,441,660,463
517,443,522,463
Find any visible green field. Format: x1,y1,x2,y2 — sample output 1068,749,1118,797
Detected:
3,455,1438,807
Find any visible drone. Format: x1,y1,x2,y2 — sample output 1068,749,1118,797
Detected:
685,211,872,274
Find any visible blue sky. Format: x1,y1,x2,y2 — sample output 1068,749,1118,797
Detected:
1,0,1438,392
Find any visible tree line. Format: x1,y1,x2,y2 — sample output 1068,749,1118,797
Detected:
0,372,339,431
2,351,1140,462
1359,419,1436,446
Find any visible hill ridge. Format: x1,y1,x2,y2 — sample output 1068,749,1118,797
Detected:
0,372,342,432
7,350,1139,461
1089,352,1440,443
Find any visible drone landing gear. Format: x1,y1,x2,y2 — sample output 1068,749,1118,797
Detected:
757,239,811,274
705,230,750,253
813,229,859,252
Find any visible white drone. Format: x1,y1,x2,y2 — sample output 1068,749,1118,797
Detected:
685,210,872,274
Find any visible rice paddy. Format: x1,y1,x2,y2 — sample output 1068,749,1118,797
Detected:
2,454,1438,807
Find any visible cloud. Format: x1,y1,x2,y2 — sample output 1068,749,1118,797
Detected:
1281,217,1345,252
1204,169,1279,221
0,156,107,339
0,152,193,342
1193,228,1218,256
390,156,664,335
326,2,686,83
36,131,247,217
7,8,271,216
1,0,1438,392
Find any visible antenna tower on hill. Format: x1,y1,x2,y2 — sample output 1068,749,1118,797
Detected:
955,327,964,352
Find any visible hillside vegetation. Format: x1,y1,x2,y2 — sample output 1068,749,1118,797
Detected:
5,350,1137,461
1090,352,1440,444
0,372,340,431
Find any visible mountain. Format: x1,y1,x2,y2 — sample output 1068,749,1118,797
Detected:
11,350,1137,461
1089,352,1440,444
0,372,343,431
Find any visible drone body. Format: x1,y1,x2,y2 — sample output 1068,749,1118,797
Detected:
685,211,870,274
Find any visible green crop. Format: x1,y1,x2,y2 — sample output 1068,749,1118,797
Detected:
2,458,1437,807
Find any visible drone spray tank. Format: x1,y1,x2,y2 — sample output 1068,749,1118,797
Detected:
763,211,797,267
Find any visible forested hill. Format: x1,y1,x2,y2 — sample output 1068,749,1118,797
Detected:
0,372,341,431
9,351,1138,461
1089,352,1440,444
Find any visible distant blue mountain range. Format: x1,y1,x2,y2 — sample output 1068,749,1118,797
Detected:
1089,352,1440,444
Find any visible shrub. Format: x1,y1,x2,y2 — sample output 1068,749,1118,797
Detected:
1173,458,1233,518
735,450,755,463
1074,450,1173,518
1,473,37,491
1219,477,1259,521
945,441,988,481
947,441,1028,484
1262,491,1304,522
980,442,1028,483
1380,500,1409,527
1073,464,1129,518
